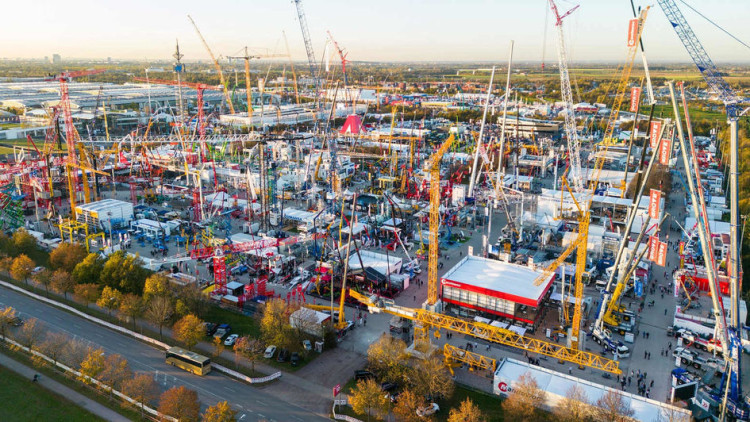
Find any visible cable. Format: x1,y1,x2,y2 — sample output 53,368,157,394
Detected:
678,0,750,52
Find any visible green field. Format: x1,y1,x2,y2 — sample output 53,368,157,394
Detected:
0,365,104,422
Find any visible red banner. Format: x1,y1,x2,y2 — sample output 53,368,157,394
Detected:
648,235,659,262
648,189,661,219
656,240,668,267
627,19,639,47
659,136,673,165
649,121,662,149
333,384,341,397
630,87,641,112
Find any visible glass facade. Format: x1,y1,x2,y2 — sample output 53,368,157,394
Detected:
442,285,515,315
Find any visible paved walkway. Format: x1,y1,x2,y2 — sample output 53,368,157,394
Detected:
0,351,131,422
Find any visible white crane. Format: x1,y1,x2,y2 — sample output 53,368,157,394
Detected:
548,0,583,193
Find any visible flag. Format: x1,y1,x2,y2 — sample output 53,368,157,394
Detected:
627,19,639,47
648,189,661,219
649,121,662,149
630,87,641,112
659,136,673,165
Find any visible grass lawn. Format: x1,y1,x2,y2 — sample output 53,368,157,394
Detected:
435,386,504,422
0,365,105,422
203,305,261,338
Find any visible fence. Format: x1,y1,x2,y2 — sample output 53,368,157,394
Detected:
331,396,364,422
0,279,281,384
0,335,177,422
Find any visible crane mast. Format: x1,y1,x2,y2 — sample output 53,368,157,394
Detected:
658,1,746,419
548,0,583,193
293,0,320,108
187,15,236,115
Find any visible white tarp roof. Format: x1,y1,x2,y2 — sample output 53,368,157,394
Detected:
347,250,402,276
493,358,691,422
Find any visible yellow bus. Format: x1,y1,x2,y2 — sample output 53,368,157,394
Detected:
165,347,211,376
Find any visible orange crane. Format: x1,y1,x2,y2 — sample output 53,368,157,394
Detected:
187,15,235,115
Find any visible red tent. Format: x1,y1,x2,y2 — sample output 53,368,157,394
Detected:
340,114,363,135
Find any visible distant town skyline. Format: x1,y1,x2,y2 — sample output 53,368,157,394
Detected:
3,0,750,64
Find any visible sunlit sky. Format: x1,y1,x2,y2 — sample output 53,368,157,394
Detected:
4,0,750,63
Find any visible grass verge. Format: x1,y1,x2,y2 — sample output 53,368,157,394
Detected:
0,363,105,422
0,345,144,421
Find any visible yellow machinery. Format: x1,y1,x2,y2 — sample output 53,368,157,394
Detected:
58,218,89,242
426,134,455,306
349,290,621,374
556,7,650,351
85,232,105,253
443,343,496,376
187,15,235,115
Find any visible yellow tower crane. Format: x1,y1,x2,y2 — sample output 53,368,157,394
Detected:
187,15,235,115
426,134,455,307
562,6,650,351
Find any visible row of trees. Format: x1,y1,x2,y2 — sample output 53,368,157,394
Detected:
0,305,237,422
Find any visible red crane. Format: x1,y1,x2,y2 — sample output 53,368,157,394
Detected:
326,30,349,86
49,69,106,212
133,77,221,140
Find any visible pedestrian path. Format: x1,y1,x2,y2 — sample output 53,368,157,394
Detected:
0,352,131,422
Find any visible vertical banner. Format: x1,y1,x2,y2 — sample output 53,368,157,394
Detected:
649,121,662,149
657,241,668,267
648,235,659,262
630,87,641,112
627,18,639,47
679,241,685,268
659,136,673,165
635,278,644,297
648,189,662,219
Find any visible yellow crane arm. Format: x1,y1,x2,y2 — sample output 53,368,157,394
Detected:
533,231,585,286
427,134,456,305
187,15,235,115
349,290,621,374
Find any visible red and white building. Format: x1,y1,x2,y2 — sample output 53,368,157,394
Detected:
440,256,555,325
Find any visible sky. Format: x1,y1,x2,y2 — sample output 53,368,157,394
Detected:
3,0,750,64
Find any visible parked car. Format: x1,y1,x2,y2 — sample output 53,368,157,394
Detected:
263,345,277,359
302,340,312,352
224,334,239,346
277,348,290,363
416,403,439,417
203,322,218,336
290,352,300,366
213,324,231,340
355,370,374,381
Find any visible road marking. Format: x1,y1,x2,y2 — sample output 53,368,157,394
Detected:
255,400,267,406
223,386,237,393
238,414,246,420
257,414,265,419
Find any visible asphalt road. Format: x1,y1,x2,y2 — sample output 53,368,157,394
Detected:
0,286,329,422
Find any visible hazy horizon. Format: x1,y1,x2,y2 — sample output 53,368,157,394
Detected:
3,0,750,65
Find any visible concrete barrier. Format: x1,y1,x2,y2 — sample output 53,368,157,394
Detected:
0,335,176,422
0,280,281,384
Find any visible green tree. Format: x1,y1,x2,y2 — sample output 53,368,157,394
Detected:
100,353,132,398
501,372,547,422
410,355,454,401
40,332,69,366
392,389,424,422
174,314,204,350
119,293,143,330
12,229,40,258
33,268,53,296
143,273,170,301
99,250,149,294
594,390,635,422
158,385,201,422
367,334,409,384
122,373,158,417
349,378,388,422
233,336,264,372
0,306,15,340
203,401,237,422
260,298,296,349
79,348,106,384
49,242,88,273
50,269,76,300
176,284,209,317
10,254,34,284
74,283,101,308
97,286,123,316
554,384,593,422
145,295,173,339
16,317,43,351
72,253,104,285
212,337,225,357
448,397,485,422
